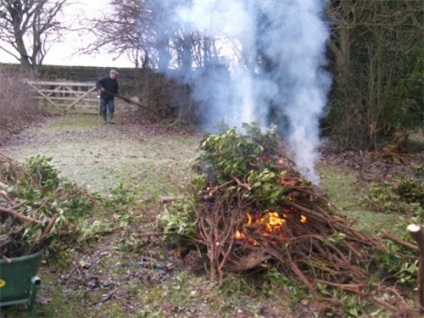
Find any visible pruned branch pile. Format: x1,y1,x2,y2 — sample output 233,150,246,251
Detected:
0,153,94,259
187,125,416,315
195,148,384,286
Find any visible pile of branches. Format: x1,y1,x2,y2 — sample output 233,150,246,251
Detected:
0,153,94,260
189,124,414,315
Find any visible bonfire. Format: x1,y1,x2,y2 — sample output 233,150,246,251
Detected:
180,124,416,315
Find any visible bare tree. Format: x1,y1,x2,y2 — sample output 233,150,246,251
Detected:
85,0,223,71
0,0,68,72
85,0,183,70
82,0,148,68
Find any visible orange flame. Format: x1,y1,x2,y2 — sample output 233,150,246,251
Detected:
235,209,307,245
234,230,245,240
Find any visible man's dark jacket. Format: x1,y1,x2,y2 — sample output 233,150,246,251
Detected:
96,76,119,100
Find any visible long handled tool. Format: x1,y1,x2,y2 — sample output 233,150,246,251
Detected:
100,89,160,116
116,94,160,115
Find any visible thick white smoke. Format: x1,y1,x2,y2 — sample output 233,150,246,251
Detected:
160,0,331,182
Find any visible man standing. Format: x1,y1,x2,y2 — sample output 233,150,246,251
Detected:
96,69,119,124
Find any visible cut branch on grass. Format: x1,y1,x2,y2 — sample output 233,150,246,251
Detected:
381,230,419,252
159,196,184,203
28,216,57,255
0,206,43,224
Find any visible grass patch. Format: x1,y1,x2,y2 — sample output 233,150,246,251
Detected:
317,162,396,234
42,114,99,130
2,114,199,197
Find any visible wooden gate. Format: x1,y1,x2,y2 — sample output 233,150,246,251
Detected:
27,80,100,113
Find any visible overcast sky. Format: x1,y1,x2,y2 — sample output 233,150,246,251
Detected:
0,0,134,68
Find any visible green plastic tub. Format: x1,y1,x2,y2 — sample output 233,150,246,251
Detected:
0,249,44,317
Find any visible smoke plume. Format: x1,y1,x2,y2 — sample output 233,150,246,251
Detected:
154,0,331,182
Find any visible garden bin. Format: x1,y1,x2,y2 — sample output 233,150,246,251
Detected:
0,249,44,317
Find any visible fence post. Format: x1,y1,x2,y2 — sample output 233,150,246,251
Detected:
407,224,424,313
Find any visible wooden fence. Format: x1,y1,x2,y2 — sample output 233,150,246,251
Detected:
27,80,100,113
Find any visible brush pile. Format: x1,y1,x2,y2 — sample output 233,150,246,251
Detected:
0,154,94,259
185,124,416,314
